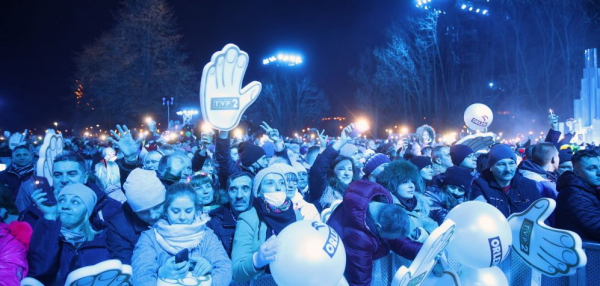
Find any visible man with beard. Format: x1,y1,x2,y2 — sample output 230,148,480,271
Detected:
470,144,541,217
0,146,34,200
207,172,253,257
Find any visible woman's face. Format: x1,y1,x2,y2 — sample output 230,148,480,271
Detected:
194,182,214,206
285,173,299,199
395,181,415,200
334,160,353,185
260,173,286,194
166,195,196,225
422,132,431,144
58,194,88,230
419,165,434,181
201,161,214,175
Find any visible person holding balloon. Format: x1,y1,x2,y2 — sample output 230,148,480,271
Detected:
231,164,302,283
327,180,421,286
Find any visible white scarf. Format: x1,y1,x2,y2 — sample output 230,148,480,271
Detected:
154,214,210,255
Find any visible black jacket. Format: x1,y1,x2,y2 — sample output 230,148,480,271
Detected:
470,170,541,217
105,202,149,264
206,203,238,257
556,171,600,242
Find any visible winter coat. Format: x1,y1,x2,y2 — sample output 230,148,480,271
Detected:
207,203,238,258
556,171,600,242
309,145,340,212
132,226,232,286
0,221,32,285
106,202,149,265
544,129,573,149
27,218,110,286
231,206,302,283
115,156,143,186
396,195,439,243
0,164,34,200
424,185,465,225
327,180,422,286
518,160,558,198
19,180,122,231
470,170,541,217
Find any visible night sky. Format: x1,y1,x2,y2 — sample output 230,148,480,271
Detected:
0,0,409,131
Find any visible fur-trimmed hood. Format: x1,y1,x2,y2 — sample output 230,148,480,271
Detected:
415,125,436,147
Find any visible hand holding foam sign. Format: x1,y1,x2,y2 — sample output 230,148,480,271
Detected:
508,198,587,277
392,219,456,286
37,129,63,186
199,44,262,131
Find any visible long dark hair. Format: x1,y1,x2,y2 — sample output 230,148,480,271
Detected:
326,155,356,194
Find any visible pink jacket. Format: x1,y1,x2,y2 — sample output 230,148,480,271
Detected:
0,221,32,286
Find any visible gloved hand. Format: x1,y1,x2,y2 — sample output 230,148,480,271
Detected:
253,235,279,269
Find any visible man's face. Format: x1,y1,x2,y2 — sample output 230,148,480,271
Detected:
12,148,33,167
574,157,600,187
368,163,388,182
135,203,164,226
460,153,477,170
143,152,162,170
557,161,573,175
53,161,88,193
437,147,453,168
228,176,252,212
490,159,517,185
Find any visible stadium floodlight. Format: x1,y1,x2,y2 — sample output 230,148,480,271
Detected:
263,52,303,66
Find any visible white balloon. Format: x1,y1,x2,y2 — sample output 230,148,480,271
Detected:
270,220,346,286
445,201,512,269
464,103,493,130
459,266,508,286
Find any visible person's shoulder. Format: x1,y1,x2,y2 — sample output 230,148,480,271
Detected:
238,207,258,221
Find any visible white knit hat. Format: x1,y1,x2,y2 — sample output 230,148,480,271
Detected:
59,183,97,218
123,168,166,212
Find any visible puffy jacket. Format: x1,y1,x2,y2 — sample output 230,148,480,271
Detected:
327,180,422,286
518,160,558,198
106,202,149,264
27,218,110,286
0,221,32,285
556,171,600,242
207,203,237,258
470,170,541,217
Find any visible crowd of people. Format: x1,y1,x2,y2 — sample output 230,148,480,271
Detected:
0,113,598,286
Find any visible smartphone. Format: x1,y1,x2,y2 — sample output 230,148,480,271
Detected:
175,248,189,263
36,178,57,206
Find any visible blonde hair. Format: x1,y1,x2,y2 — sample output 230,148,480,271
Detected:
94,161,121,190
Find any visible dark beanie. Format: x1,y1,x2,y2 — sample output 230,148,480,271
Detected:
558,148,573,163
363,153,390,177
409,156,432,171
450,144,474,166
238,141,266,167
443,166,474,190
487,144,517,168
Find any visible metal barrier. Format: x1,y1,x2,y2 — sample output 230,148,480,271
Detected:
371,240,600,285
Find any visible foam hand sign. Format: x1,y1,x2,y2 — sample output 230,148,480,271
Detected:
392,220,456,286
199,44,262,131
37,129,63,186
157,273,212,286
454,132,496,152
8,129,27,150
65,260,132,286
508,198,587,276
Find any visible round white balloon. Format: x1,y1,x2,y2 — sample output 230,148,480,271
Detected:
459,266,508,286
270,220,346,286
445,201,512,269
464,103,493,130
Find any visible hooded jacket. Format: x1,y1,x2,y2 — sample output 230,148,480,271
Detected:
556,171,600,242
518,159,558,198
470,170,541,217
327,180,422,286
0,221,32,285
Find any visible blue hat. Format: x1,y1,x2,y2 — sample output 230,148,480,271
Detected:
487,144,517,168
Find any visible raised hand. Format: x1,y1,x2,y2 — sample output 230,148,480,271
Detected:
317,129,329,147
109,125,141,159
549,114,559,131
31,189,57,220
260,121,281,142
508,198,587,277
200,44,262,131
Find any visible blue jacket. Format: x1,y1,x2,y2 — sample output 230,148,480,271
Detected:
470,170,541,217
556,171,600,242
106,202,149,264
132,225,232,286
0,164,34,200
206,203,237,258
27,218,110,286
327,180,422,286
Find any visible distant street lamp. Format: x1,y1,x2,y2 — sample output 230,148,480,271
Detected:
162,97,174,125
176,109,198,126
53,122,58,129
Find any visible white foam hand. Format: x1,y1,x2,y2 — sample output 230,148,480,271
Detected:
200,44,262,131
8,129,27,150
508,198,587,277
